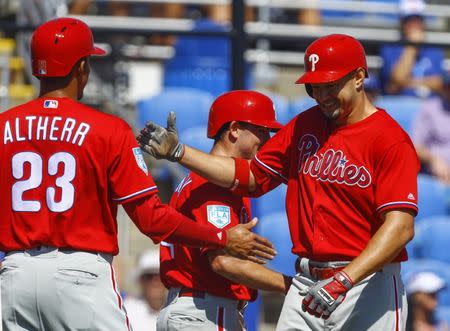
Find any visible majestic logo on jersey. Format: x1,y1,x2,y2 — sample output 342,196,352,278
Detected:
309,54,319,72
132,147,148,175
297,134,372,188
43,100,58,109
207,205,231,229
408,193,415,200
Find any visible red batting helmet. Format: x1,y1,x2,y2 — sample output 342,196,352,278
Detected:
207,90,283,139
31,17,106,78
296,34,368,85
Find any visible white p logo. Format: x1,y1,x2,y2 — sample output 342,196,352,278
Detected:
308,54,319,72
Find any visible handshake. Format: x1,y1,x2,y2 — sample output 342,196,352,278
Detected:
137,111,276,264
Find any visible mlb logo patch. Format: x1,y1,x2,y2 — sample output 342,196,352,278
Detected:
37,60,47,75
43,100,58,109
133,147,148,175
207,205,231,229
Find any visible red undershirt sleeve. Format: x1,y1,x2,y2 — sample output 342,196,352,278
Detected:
123,194,227,249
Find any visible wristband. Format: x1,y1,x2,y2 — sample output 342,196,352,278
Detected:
230,157,250,194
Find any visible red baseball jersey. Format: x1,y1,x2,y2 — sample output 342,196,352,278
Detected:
0,97,157,254
160,172,257,301
250,107,419,262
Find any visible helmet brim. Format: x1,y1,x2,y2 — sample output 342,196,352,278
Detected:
91,46,106,56
295,70,346,85
254,119,283,131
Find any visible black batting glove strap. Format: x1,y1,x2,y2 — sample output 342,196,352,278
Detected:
301,271,353,320
169,142,185,162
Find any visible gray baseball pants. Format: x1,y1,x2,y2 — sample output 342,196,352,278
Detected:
276,263,407,331
1,246,131,331
157,287,247,331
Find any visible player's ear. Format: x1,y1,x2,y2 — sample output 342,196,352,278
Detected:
228,121,240,141
76,57,90,100
78,58,90,78
355,68,365,90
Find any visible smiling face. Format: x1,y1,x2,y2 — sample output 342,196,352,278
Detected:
309,68,366,124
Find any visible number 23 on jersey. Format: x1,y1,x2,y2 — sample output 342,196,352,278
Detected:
12,151,76,212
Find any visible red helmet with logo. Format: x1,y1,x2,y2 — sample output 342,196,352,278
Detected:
207,90,283,138
31,17,106,78
296,34,368,85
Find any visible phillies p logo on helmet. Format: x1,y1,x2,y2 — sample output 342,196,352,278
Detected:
309,54,319,72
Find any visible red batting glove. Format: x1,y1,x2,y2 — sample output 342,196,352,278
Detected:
301,271,353,319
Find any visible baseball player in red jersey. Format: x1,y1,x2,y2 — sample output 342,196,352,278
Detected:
139,34,420,331
0,18,275,331
157,91,292,331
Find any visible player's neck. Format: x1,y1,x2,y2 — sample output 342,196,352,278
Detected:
39,77,80,100
211,142,228,157
211,140,236,158
39,89,74,99
336,94,377,127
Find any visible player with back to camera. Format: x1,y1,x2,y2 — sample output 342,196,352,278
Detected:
0,17,275,331
158,90,293,331
138,34,420,331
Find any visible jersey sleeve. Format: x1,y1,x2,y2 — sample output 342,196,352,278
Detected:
108,121,158,204
123,194,226,248
250,122,294,196
374,141,420,216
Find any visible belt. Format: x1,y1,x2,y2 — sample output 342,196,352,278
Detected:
295,259,345,280
6,246,113,263
178,287,247,310
179,287,206,299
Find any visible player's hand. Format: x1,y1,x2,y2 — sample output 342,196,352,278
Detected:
301,271,353,319
137,111,185,162
225,218,276,264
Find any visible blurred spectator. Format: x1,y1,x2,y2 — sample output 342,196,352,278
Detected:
124,249,166,331
268,2,321,52
406,271,450,331
68,0,92,14
380,0,445,98
411,74,450,183
99,1,185,46
187,4,255,23
269,4,321,26
149,3,185,46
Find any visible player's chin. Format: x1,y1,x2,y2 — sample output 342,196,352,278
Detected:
321,107,341,121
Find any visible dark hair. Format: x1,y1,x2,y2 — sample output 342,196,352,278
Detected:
213,122,231,144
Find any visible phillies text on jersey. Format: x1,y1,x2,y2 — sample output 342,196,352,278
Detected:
250,106,419,262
